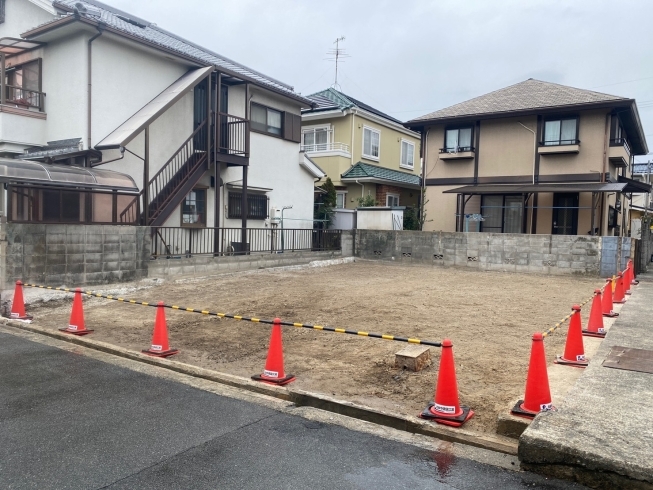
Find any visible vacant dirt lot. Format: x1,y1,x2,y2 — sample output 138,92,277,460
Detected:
25,260,601,434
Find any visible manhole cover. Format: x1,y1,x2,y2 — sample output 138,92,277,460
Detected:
602,346,653,374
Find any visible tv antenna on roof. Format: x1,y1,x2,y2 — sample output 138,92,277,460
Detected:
326,36,349,91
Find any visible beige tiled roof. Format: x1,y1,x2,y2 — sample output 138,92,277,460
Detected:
408,79,629,123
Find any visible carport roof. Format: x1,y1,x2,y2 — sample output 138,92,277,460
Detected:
443,182,629,194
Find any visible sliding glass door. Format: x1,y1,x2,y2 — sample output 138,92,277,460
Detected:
480,194,524,233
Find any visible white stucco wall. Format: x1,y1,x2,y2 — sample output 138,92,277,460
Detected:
219,87,313,229
0,0,55,39
91,34,191,147
39,32,87,145
357,208,404,230
0,111,46,150
88,34,195,205
220,132,314,230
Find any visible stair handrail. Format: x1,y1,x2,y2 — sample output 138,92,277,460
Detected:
147,119,208,207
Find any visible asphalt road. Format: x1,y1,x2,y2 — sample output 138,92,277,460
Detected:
0,331,585,490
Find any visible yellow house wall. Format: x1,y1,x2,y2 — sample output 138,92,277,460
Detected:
304,111,421,205
351,114,421,175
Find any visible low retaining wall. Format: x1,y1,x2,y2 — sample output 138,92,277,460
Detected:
0,224,151,288
355,230,634,276
0,224,353,289
147,250,344,279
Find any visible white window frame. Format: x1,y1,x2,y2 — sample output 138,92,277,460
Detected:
302,124,331,149
362,125,381,161
335,191,347,209
386,193,400,207
400,139,415,170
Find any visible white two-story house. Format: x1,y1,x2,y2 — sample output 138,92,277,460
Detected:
0,0,325,255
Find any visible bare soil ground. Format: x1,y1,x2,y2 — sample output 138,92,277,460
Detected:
25,261,601,434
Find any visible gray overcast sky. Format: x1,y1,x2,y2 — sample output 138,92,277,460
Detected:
110,0,653,159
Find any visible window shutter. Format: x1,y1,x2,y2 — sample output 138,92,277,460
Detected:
283,112,293,141
282,112,302,143
292,114,301,143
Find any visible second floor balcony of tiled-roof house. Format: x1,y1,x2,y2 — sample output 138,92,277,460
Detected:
300,128,350,158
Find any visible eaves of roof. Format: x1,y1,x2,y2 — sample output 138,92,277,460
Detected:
404,99,633,128
23,5,314,108
405,99,648,156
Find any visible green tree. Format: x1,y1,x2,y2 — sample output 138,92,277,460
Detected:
403,207,419,230
314,177,337,228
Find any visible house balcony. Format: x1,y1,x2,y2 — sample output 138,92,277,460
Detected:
216,112,250,166
301,142,351,158
608,138,630,168
0,107,46,154
538,140,580,155
439,147,475,160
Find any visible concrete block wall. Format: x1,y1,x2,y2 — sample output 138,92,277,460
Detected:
356,230,633,276
341,230,355,257
147,250,343,279
1,224,150,288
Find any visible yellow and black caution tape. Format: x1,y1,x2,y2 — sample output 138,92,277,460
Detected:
541,282,607,339
23,284,442,347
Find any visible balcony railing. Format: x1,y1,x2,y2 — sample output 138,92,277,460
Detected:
301,142,350,153
151,226,342,257
4,85,45,112
610,137,631,156
439,146,475,153
217,112,249,157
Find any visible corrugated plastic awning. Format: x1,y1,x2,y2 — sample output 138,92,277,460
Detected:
0,37,43,55
0,159,138,192
95,67,213,150
443,182,628,194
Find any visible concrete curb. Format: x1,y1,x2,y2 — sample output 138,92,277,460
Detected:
1,318,517,456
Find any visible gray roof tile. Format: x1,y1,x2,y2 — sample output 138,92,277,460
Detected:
304,88,404,124
43,0,310,105
408,79,629,123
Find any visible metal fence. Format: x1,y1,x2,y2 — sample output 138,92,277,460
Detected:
151,227,342,257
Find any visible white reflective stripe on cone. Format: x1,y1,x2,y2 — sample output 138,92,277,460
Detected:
433,403,456,414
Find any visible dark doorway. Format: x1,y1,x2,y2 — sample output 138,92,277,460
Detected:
552,193,579,235
193,78,209,151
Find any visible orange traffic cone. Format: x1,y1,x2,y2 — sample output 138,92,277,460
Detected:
583,289,606,338
624,266,633,295
511,333,555,418
629,259,639,285
142,302,179,357
602,279,618,317
420,339,474,427
252,318,295,385
613,273,626,304
5,280,33,322
59,288,93,336
555,305,588,367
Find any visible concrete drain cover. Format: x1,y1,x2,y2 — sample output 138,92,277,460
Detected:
603,346,653,374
